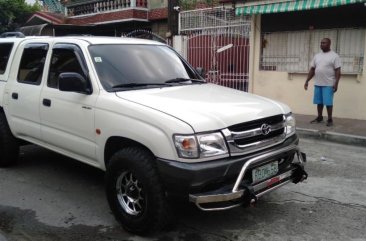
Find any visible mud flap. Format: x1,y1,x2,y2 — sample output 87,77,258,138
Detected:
240,184,257,207
292,163,308,184
301,152,306,162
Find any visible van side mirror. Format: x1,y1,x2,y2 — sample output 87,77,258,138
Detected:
195,67,205,78
58,72,92,94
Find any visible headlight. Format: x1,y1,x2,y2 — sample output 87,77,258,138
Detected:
285,113,296,137
174,132,228,159
197,132,228,158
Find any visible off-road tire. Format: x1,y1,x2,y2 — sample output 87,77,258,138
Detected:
0,112,19,167
105,147,170,235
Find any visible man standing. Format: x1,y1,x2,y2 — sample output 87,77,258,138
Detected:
304,38,341,127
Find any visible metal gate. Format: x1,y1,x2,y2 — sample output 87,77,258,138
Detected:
124,29,167,44
179,7,251,91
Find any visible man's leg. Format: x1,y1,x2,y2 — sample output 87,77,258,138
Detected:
311,86,324,123
326,106,333,126
323,86,334,126
317,104,324,119
326,106,333,120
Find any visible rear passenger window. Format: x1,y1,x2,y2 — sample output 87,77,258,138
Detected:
0,43,14,74
48,48,86,89
17,43,48,84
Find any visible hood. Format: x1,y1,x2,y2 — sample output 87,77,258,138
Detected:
116,84,290,132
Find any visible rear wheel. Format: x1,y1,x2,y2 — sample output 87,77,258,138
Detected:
105,147,170,234
0,112,19,167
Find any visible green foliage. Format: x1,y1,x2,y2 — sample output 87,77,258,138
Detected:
204,0,219,6
0,0,41,33
179,0,219,10
179,0,197,10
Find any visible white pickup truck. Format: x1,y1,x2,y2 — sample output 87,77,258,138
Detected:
0,35,307,234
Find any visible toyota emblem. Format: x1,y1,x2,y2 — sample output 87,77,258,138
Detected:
261,123,272,135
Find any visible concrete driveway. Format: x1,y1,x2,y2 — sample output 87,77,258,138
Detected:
0,138,365,241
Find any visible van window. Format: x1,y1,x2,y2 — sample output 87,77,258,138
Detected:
0,43,14,74
17,43,48,84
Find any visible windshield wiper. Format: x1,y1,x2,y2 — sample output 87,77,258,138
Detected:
165,78,204,84
110,83,171,89
110,79,204,91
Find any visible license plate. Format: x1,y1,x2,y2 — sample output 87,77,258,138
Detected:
252,161,278,183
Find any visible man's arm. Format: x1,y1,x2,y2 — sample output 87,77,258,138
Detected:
304,67,315,90
334,67,341,92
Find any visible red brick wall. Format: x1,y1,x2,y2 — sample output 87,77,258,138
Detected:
148,8,168,20
66,9,148,25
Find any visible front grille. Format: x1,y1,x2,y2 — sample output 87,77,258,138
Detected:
222,114,286,156
234,128,284,146
229,115,284,132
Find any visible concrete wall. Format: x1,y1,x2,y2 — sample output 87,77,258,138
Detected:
250,15,366,120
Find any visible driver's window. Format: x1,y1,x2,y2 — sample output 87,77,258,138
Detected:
48,48,85,88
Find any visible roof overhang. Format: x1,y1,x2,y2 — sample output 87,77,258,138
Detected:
19,23,48,36
25,12,64,26
236,0,366,15
92,18,149,25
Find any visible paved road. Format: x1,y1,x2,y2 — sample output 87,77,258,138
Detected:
0,138,365,241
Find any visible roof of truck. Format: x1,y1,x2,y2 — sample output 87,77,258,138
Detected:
67,36,166,45
0,35,166,46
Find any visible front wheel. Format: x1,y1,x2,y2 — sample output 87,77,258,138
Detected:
105,147,170,235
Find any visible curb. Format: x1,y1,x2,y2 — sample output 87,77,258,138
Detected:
0,232,7,241
296,128,366,147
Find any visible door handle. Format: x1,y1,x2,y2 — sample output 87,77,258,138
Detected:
43,98,51,107
11,92,18,100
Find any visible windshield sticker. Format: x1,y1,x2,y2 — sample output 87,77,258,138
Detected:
94,57,102,63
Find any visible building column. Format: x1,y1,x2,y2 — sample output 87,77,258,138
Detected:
249,14,261,94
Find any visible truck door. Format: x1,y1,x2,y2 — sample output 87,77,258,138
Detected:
40,43,97,162
5,43,48,141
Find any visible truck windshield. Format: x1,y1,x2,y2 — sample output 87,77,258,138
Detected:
88,44,204,91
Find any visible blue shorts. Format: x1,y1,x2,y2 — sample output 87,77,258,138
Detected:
313,86,334,106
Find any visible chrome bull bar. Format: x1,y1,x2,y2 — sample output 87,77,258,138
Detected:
189,145,307,211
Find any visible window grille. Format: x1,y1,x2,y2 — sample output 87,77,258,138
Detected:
261,28,365,74
180,7,251,33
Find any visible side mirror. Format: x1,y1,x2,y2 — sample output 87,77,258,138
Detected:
195,67,205,78
58,72,92,94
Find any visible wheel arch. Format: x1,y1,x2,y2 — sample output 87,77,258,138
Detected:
0,105,20,166
0,107,29,146
104,136,155,168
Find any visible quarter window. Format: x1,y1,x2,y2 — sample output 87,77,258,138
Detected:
0,43,14,74
17,43,48,84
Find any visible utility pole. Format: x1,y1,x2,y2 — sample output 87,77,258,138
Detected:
167,0,179,37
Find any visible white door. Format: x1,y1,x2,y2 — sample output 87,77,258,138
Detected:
5,43,49,141
40,44,98,161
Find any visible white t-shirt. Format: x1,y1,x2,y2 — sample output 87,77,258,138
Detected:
310,50,341,86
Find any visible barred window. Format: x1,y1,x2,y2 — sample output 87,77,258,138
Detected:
261,28,365,74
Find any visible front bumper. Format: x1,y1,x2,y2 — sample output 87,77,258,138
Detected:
189,144,307,211
155,135,307,211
